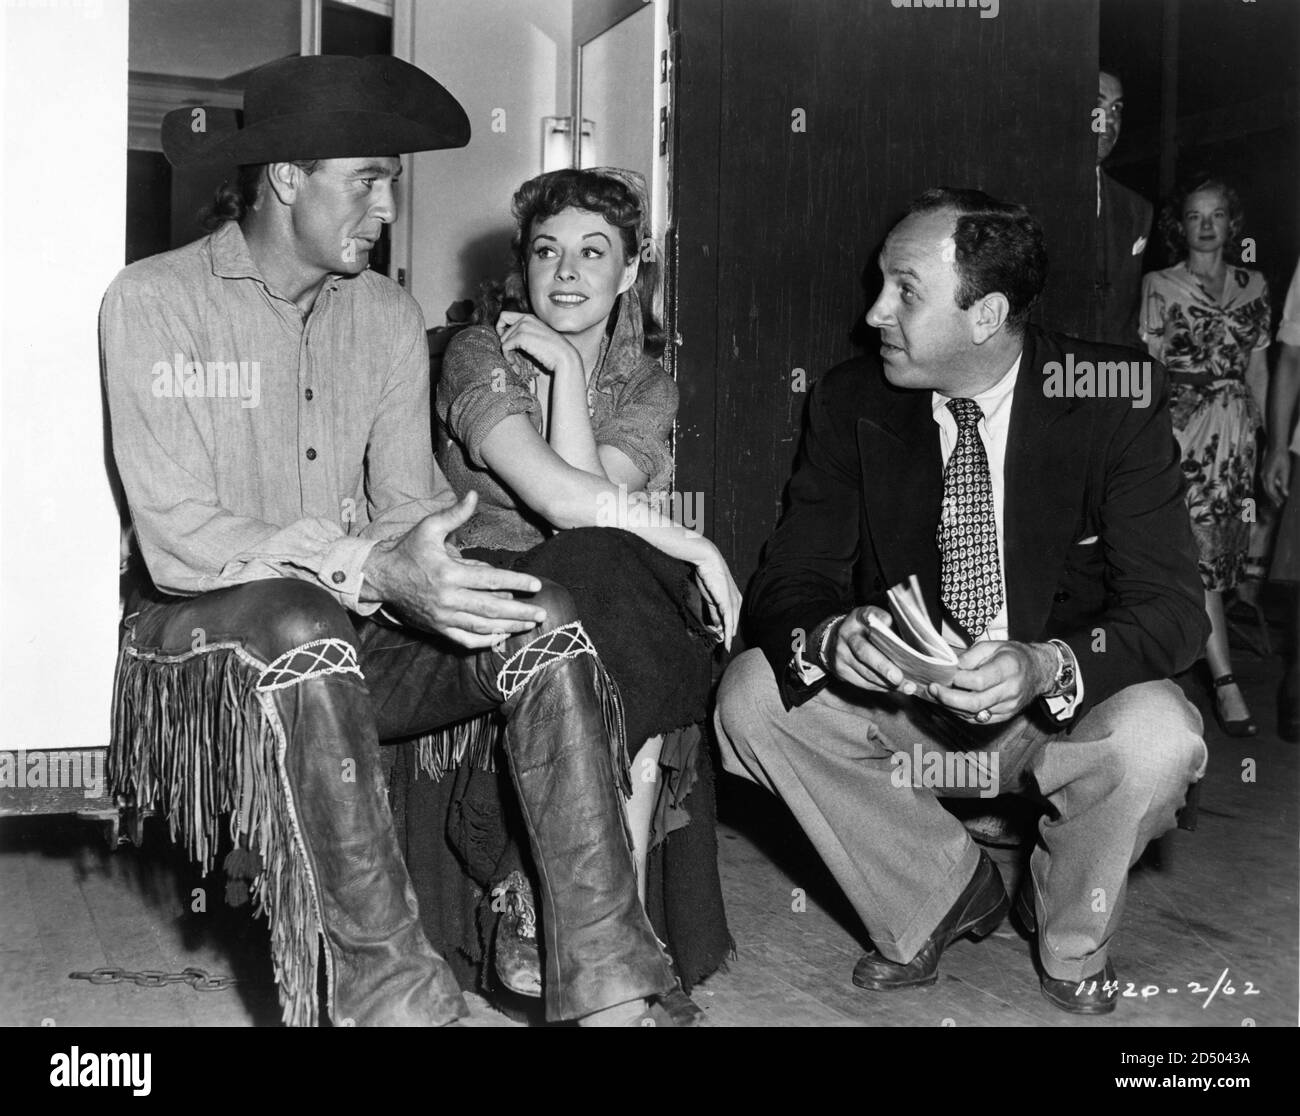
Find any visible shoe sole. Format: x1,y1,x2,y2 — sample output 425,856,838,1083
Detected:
852,892,1009,990
1039,984,1117,1015
1033,951,1118,1015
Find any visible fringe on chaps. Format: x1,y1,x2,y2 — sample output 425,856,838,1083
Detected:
109,635,325,1028
406,621,631,799
108,619,628,1027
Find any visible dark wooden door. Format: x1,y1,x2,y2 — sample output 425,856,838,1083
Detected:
671,0,1099,594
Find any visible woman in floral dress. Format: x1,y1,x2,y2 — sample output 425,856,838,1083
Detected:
1141,173,1271,735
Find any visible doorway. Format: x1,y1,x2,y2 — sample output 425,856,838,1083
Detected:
576,2,670,245
125,0,395,271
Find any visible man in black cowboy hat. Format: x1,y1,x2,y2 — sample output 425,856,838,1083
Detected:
101,54,676,1027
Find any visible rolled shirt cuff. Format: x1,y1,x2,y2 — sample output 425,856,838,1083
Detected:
320,535,380,615
790,651,827,688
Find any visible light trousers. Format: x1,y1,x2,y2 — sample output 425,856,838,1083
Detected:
714,649,1206,981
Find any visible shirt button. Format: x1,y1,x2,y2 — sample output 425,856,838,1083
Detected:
305,448,317,461
331,571,346,585
305,388,314,401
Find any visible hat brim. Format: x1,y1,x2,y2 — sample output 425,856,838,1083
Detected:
157,46,473,169
163,107,469,168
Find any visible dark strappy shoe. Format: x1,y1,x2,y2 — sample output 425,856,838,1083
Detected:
1213,673,1257,737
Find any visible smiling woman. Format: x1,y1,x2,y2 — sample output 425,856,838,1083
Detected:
521,209,638,355
399,168,734,1018
1141,173,1272,738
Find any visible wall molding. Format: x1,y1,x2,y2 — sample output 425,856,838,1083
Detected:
128,70,245,152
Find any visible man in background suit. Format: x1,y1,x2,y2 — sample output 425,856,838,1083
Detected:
1095,69,1154,345
714,188,1208,1014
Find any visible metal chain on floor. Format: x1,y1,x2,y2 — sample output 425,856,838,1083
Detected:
68,966,238,991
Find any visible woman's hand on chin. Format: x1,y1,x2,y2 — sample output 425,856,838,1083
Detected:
496,310,584,377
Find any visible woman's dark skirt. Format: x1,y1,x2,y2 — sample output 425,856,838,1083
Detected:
385,528,732,997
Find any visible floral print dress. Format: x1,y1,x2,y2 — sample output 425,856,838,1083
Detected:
1140,262,1271,590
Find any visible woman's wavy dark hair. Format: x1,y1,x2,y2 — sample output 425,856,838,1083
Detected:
477,168,665,357
1159,172,1246,265
199,160,320,230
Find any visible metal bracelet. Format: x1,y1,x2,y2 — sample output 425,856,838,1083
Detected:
818,612,850,670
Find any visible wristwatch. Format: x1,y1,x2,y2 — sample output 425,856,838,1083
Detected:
790,612,849,683
1042,639,1077,698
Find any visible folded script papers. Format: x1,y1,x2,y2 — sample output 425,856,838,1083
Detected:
864,575,966,690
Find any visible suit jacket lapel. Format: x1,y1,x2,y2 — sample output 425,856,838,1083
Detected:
857,389,944,623
857,331,1090,641
1003,329,1090,640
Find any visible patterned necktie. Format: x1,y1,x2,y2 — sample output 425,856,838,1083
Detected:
938,397,1002,640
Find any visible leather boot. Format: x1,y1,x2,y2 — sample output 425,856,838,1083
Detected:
275,667,469,1026
491,595,676,1020
121,579,469,1027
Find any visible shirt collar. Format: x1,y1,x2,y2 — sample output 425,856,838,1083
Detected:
931,351,1022,425
209,220,263,281
208,219,345,294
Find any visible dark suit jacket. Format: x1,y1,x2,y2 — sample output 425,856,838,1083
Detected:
746,326,1209,725
1095,170,1154,346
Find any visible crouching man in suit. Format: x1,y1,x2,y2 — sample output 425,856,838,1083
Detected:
714,187,1208,1015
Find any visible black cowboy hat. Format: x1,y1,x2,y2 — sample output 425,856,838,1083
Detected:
161,54,470,169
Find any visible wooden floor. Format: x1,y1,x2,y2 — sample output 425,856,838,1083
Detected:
2,640,1296,1029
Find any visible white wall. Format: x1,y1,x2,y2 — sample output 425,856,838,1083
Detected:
402,0,671,323
406,0,574,323
0,0,126,751
578,4,657,209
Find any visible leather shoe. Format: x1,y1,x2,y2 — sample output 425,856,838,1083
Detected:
852,850,1008,990
656,984,707,1026
1014,879,1118,1015
1012,877,1037,937
1040,959,1118,1015
636,986,709,1027
491,870,542,998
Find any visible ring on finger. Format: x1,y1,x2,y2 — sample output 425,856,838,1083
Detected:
975,709,992,724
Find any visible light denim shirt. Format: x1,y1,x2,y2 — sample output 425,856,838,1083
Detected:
100,221,456,614
436,290,677,552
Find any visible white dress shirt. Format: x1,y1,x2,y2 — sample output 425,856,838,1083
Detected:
791,353,1084,719
933,355,1019,645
